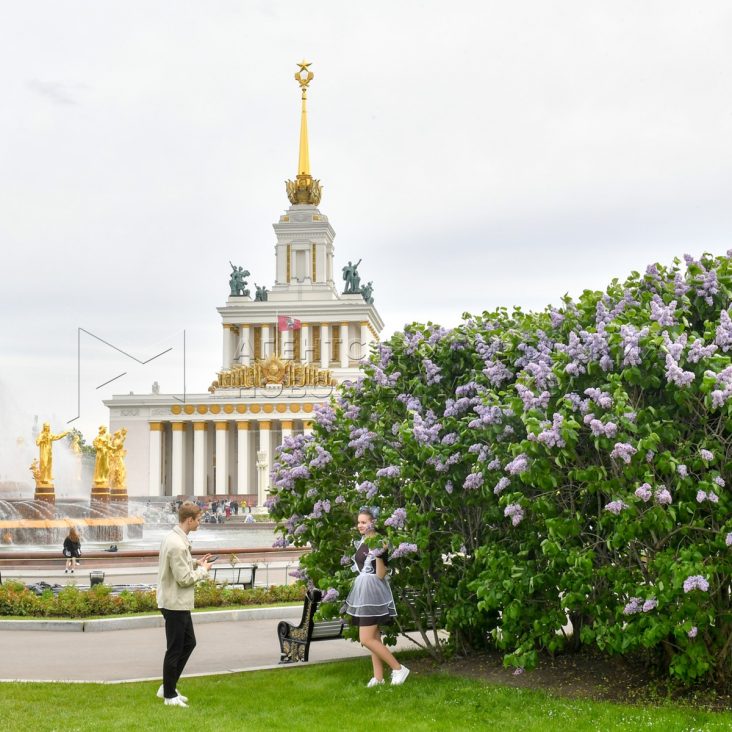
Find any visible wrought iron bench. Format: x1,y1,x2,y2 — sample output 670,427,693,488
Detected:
210,564,257,589
277,588,346,663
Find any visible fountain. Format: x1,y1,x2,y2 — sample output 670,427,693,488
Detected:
0,412,144,546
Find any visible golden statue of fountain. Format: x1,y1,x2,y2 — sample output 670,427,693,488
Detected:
91,425,112,500
32,422,70,501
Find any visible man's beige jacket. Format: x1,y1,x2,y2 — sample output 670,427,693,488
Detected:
157,525,208,610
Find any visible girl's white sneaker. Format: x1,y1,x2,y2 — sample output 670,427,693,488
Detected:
366,677,385,688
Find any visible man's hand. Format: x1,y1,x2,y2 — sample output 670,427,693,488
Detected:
197,553,214,571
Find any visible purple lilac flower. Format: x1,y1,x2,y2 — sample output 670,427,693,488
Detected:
455,381,481,397
687,339,717,363
340,555,352,566
665,354,695,388
289,568,307,579
697,488,708,503
708,492,719,504
335,495,345,505
604,500,629,515
726,532,732,547
357,481,378,500
584,388,613,410
483,359,513,387
343,403,361,420
642,599,658,612
504,503,524,526
635,483,653,502
650,295,677,326
549,308,565,328
423,358,442,385
655,487,672,505
564,392,584,411
321,588,339,603
494,477,510,495
610,442,637,464
683,575,710,593
443,397,473,417
463,472,484,491
623,597,643,615
512,667,525,676
715,310,732,352
293,524,308,536
700,449,714,462
688,626,698,639
384,508,407,529
677,464,689,478
487,458,501,471
697,268,720,305
397,393,422,413
674,273,691,298
589,418,617,438
441,432,458,445
714,476,725,488
505,454,529,475
376,465,401,479
516,383,551,411
468,403,505,429
306,487,318,498
348,427,378,457
530,413,565,448
313,402,337,431
390,542,418,559
646,450,655,463
272,536,288,549
620,325,648,366
309,445,333,469
413,412,441,445
377,344,393,368
709,365,732,408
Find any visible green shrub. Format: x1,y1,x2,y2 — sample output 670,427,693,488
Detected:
268,251,732,689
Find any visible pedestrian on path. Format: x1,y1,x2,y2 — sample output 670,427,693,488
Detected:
156,501,214,708
62,527,81,574
342,506,410,688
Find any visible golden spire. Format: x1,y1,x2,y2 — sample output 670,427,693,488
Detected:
286,60,322,206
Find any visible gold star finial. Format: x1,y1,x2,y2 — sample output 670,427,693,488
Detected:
295,59,314,95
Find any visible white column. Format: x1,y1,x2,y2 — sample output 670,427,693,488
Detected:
148,423,163,496
193,422,207,496
303,420,314,437
340,323,349,368
257,421,271,507
222,324,234,368
281,327,292,359
320,323,329,369
360,322,371,362
301,324,310,363
240,325,251,365
215,421,229,494
237,421,249,495
281,420,293,444
262,324,272,358
171,422,184,495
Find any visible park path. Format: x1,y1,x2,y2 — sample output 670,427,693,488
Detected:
0,613,416,683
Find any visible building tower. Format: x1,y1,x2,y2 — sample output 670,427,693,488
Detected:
105,62,384,505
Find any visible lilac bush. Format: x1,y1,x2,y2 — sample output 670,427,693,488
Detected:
269,252,732,688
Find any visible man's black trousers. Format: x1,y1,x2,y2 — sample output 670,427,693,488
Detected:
161,608,196,698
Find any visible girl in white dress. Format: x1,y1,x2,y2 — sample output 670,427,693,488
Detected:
342,507,410,687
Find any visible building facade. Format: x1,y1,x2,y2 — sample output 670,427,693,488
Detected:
104,62,383,505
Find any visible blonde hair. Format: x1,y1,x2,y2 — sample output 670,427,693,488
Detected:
68,527,80,542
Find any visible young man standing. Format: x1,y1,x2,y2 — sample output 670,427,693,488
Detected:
156,501,213,707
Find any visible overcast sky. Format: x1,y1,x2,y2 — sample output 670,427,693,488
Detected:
1,1,732,471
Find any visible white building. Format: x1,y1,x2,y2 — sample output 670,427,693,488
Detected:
104,62,383,505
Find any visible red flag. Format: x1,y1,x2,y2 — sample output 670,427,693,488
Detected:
277,315,302,331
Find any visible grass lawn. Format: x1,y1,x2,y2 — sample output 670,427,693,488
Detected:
2,657,731,732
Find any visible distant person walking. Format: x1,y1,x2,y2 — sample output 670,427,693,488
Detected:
156,501,214,708
342,506,409,687
62,528,81,574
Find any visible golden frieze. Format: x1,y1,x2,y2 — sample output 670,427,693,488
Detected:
209,355,336,392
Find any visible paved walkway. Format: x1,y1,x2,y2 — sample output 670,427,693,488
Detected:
0,612,421,683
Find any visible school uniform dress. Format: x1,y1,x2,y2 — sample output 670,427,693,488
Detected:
343,539,397,627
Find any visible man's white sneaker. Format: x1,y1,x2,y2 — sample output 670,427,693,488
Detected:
157,685,188,703
366,677,385,688
164,696,188,708
391,665,410,685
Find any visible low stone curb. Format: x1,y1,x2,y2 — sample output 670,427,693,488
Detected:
0,606,301,633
